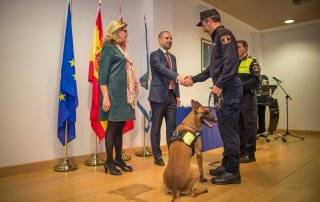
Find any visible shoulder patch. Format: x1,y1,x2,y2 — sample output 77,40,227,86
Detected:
253,64,261,76
221,34,231,45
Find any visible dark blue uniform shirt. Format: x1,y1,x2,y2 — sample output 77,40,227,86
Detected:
192,25,239,89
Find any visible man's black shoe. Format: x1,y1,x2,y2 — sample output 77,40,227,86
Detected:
154,158,165,166
240,153,256,163
211,172,241,185
209,166,224,176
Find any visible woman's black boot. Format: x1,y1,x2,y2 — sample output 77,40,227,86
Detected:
104,162,122,175
114,159,133,172
113,122,132,172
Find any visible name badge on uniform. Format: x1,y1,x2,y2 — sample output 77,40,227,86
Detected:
253,62,261,76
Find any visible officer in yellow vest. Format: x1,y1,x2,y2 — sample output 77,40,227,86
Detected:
237,40,260,163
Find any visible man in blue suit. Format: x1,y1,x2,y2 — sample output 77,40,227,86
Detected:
148,31,186,166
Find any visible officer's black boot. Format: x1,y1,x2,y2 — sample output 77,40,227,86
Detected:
209,166,224,176
240,152,256,163
211,171,241,185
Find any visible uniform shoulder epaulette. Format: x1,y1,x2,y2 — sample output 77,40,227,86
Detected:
248,55,256,60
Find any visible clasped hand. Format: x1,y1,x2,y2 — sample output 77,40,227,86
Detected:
177,75,193,87
177,75,222,96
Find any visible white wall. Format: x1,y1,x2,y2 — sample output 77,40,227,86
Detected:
0,0,154,167
260,20,320,131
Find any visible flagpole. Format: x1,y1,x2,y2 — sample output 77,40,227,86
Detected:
85,132,104,166
135,116,152,157
118,0,122,20
116,0,131,162
54,121,78,172
135,14,152,157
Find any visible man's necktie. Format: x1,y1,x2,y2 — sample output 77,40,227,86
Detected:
165,52,175,90
165,52,172,68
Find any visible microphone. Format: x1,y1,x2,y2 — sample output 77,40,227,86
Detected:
272,76,282,83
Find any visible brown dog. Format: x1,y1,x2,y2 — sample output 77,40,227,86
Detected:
163,100,218,202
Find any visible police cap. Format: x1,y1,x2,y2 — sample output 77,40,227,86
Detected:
196,8,221,26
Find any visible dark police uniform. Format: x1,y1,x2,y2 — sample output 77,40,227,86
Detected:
238,55,260,161
257,75,269,134
192,25,243,175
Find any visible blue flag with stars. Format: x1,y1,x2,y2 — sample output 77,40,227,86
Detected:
58,1,78,145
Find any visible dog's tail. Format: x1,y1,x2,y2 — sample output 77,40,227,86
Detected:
171,190,180,202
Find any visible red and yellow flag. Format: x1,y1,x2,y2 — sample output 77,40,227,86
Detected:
88,5,106,140
122,119,134,134
89,3,134,139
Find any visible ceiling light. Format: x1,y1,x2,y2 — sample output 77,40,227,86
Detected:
284,19,295,24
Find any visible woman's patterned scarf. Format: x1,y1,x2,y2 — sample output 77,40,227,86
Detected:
115,44,139,109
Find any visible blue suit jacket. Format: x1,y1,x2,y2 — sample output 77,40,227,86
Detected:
148,49,180,103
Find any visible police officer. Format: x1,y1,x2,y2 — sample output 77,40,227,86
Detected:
186,8,243,185
237,40,260,163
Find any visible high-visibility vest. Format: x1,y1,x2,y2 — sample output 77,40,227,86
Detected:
238,57,253,74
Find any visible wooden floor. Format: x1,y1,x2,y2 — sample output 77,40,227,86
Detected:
1,133,320,202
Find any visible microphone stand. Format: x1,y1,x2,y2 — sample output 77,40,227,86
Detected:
274,80,304,142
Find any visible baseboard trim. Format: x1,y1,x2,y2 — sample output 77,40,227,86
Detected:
275,129,320,135
0,146,167,177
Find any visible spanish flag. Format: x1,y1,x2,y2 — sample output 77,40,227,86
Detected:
88,2,134,139
88,2,106,140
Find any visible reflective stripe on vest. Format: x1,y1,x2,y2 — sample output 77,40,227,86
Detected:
238,57,253,74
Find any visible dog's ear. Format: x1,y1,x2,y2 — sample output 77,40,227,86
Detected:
191,100,201,113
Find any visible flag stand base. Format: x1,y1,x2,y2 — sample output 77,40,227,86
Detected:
85,154,104,166
122,152,131,161
54,158,78,172
135,146,152,157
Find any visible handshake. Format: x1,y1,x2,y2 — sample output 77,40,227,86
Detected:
177,75,194,87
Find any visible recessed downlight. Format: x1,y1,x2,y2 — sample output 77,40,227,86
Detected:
284,19,295,24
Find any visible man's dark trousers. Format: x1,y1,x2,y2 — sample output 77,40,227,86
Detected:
217,77,243,174
239,93,258,155
150,90,177,159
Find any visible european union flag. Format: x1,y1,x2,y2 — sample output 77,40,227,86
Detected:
58,1,78,145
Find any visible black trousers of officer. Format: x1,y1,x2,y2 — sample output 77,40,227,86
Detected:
257,104,266,133
239,93,258,155
150,90,177,159
217,77,243,174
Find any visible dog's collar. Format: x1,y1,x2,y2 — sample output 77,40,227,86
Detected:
177,121,203,135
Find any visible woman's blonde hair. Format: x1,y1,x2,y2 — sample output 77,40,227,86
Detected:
104,20,127,44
